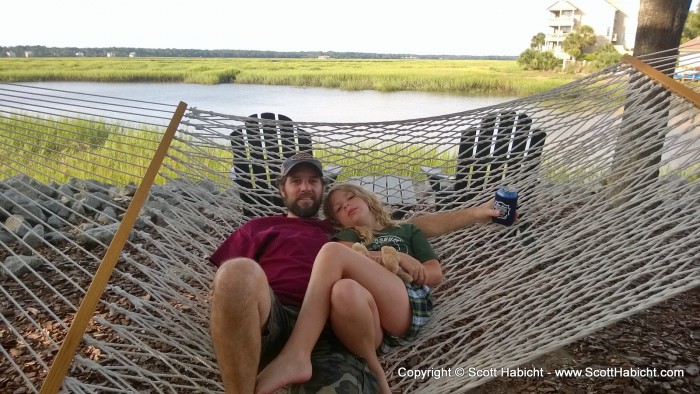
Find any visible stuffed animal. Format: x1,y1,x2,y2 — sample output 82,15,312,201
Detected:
352,243,413,283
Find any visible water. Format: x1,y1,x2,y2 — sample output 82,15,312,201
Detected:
18,81,517,123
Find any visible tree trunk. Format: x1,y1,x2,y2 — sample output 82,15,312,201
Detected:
607,0,691,205
634,0,690,61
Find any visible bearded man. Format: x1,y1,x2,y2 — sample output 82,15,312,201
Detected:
208,152,500,393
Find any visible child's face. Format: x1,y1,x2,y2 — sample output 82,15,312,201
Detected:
328,189,373,228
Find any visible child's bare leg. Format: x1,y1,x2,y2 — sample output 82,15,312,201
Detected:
330,278,392,394
255,243,410,394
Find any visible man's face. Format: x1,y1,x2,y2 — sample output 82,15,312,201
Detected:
279,164,324,218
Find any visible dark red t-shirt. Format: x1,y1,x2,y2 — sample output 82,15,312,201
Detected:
209,215,334,308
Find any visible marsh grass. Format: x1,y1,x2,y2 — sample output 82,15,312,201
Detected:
0,58,576,97
315,141,456,180
1,114,695,193
669,163,700,182
0,114,232,186
0,114,461,187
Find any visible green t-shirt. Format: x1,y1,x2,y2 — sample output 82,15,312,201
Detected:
333,223,438,263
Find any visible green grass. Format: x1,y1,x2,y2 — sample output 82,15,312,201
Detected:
315,141,456,180
1,114,695,190
670,164,700,182
0,114,232,186
0,57,577,97
0,113,459,187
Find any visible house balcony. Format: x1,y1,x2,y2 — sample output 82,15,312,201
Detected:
546,33,567,42
549,17,574,26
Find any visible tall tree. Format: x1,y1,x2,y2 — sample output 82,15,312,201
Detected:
530,33,546,51
562,25,596,60
633,0,691,60
608,0,692,204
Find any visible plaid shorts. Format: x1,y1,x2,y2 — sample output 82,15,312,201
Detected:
379,282,433,354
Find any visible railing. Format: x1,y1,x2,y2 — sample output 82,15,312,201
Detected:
545,33,567,42
548,17,574,26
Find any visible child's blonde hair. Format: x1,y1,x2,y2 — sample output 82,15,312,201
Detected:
323,183,397,243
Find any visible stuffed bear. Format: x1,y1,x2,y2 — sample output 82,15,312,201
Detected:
351,243,413,283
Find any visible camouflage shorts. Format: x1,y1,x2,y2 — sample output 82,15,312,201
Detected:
290,332,379,394
262,291,379,394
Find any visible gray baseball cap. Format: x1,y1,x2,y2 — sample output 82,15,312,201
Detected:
280,152,323,177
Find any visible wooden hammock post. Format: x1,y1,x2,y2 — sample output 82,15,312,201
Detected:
39,101,188,394
622,54,700,108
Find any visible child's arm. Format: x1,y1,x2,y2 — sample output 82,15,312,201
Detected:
410,199,501,238
397,253,443,286
400,223,443,286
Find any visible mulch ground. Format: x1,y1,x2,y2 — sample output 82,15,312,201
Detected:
2,220,698,393
468,286,700,394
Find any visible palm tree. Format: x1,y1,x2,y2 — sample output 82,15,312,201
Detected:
530,33,546,51
562,25,596,60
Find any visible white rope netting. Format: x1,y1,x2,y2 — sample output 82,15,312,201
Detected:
1,49,699,393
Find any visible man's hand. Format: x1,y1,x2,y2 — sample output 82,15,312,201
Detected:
474,198,503,224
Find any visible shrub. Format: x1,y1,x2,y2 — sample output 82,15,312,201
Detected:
517,49,537,70
593,43,622,68
518,49,560,71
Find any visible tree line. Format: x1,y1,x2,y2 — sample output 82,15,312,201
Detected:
1,45,516,60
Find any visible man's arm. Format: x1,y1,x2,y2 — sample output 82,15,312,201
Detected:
409,199,501,238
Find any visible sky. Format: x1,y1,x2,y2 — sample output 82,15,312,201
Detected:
2,0,699,57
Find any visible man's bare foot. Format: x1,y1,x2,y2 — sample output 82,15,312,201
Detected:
255,351,312,394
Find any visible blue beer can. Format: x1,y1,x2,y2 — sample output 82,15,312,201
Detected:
493,187,518,226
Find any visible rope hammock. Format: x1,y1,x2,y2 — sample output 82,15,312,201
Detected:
1,49,699,393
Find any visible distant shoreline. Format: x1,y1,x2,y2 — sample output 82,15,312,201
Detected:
1,45,518,60
0,57,577,97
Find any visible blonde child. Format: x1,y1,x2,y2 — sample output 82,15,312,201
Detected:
255,183,442,394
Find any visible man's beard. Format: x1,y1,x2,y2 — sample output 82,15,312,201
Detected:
285,194,322,218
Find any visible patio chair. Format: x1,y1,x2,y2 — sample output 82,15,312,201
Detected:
230,113,341,213
422,110,546,210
